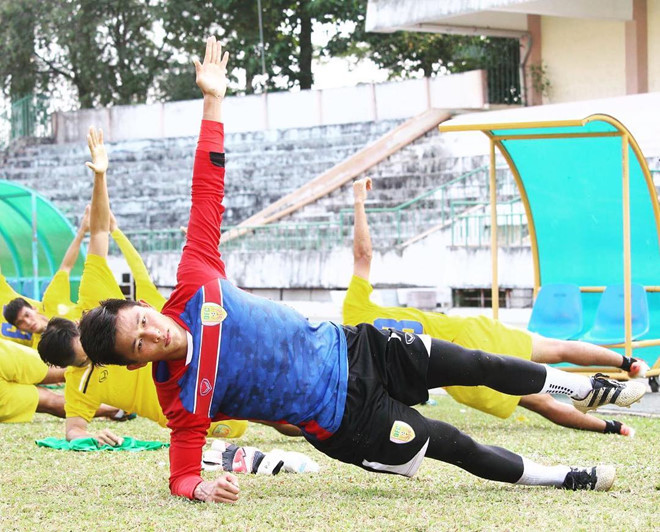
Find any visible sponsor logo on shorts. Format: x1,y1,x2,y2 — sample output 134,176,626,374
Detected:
200,378,213,396
404,332,415,344
390,420,415,444
211,423,232,438
200,303,227,326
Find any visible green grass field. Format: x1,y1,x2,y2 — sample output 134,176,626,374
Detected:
1,396,657,531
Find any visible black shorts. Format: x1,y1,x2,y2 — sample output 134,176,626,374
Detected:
305,323,432,477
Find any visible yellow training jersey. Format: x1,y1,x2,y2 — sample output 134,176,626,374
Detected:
0,269,72,348
0,273,37,346
65,363,166,424
0,339,49,422
342,275,533,418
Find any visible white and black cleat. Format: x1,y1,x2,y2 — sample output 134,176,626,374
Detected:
572,373,646,413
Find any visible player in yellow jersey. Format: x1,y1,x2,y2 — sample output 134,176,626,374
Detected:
0,338,120,423
1,207,87,347
343,178,645,437
38,127,297,444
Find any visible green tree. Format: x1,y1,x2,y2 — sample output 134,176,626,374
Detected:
160,0,300,98
0,0,42,101
35,0,169,108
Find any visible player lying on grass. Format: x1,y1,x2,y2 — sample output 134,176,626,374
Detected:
37,126,298,445
79,36,646,503
344,177,645,436
0,338,120,423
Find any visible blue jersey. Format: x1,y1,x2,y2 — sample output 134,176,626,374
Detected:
177,278,347,434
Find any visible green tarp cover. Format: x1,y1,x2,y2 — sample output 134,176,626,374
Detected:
0,180,84,299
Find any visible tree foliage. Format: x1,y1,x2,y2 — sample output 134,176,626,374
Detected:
0,0,518,108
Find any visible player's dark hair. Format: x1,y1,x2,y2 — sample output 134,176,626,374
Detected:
38,317,80,367
3,297,33,326
79,299,139,366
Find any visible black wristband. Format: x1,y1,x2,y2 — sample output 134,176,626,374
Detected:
620,356,634,372
603,420,622,434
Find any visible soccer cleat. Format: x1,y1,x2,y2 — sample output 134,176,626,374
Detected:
560,466,615,491
572,373,646,413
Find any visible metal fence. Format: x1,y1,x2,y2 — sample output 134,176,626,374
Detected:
486,39,522,105
0,95,51,149
450,199,528,247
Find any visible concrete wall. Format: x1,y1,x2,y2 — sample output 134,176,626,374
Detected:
541,16,626,103
52,70,487,144
649,0,660,92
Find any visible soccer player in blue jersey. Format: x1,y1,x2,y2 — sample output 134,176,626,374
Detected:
79,36,645,503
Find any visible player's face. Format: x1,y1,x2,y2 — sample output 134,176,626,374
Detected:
71,337,89,367
114,303,188,364
15,306,47,334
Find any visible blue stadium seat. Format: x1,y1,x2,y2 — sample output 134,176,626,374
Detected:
581,283,650,345
527,283,583,340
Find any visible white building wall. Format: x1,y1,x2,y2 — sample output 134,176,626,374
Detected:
648,0,660,92
52,71,488,144
541,16,626,103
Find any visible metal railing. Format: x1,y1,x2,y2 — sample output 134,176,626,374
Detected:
116,164,522,254
1,95,51,148
450,198,528,247
486,39,522,105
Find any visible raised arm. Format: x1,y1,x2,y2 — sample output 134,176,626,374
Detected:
352,177,373,281
174,36,230,286
86,127,110,258
57,206,90,273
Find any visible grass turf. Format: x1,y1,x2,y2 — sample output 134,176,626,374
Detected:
1,395,657,530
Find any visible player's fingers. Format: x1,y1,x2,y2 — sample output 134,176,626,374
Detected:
366,177,372,190
220,51,229,70
85,162,96,172
214,488,239,503
193,59,202,74
87,133,94,152
203,36,212,64
98,128,103,144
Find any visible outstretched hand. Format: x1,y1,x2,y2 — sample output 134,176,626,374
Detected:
193,36,229,99
85,126,108,175
353,177,372,204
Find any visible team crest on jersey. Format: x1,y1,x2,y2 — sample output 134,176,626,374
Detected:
99,369,108,383
199,378,213,396
211,423,232,438
390,420,415,444
200,303,227,326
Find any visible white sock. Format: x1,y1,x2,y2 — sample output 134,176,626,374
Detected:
538,365,592,399
515,457,570,487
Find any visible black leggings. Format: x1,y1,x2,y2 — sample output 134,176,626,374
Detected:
427,338,546,395
422,338,549,482
424,417,524,483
